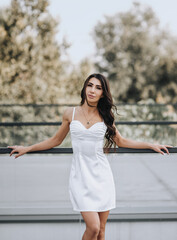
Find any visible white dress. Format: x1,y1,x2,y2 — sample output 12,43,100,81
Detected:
69,107,116,212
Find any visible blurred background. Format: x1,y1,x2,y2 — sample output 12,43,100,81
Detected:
1,0,177,104
0,0,177,147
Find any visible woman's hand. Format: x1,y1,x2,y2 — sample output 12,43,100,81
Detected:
150,144,173,155
8,145,29,159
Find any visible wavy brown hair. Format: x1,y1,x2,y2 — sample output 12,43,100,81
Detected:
80,73,118,152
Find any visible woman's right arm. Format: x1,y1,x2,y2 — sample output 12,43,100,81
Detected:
8,107,72,158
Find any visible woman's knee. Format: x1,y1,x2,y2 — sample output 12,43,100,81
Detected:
98,225,106,238
87,223,100,236
81,212,100,236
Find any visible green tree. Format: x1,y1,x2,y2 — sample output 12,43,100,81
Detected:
0,0,69,103
92,2,177,103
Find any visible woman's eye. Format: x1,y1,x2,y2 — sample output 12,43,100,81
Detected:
87,84,102,90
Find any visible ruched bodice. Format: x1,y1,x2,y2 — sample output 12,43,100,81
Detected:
68,107,116,212
70,120,106,155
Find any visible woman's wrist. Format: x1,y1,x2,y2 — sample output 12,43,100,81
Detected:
146,142,154,149
25,146,32,153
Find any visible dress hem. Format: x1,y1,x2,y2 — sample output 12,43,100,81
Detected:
72,205,116,212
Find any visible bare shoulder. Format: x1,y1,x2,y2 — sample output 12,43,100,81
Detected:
62,106,75,123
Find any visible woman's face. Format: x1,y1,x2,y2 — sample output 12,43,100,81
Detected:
85,77,103,104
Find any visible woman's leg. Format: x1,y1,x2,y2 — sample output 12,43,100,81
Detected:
80,211,100,240
97,210,110,240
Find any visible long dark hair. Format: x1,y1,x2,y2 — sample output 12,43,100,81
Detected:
80,73,118,152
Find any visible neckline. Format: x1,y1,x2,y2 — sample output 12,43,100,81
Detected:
70,120,105,130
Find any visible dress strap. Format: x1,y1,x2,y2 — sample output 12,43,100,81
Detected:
72,107,76,121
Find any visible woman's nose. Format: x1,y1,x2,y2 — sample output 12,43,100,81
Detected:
90,86,95,92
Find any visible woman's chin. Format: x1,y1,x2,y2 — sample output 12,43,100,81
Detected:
86,98,98,106
88,98,97,103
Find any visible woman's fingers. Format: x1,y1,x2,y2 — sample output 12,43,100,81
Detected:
152,144,173,155
165,145,173,148
153,146,164,155
162,146,169,154
159,150,165,155
8,146,19,156
159,144,174,155
10,150,17,156
8,146,14,149
161,145,174,154
14,153,21,159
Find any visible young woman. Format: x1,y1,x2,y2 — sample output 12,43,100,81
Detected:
8,73,172,240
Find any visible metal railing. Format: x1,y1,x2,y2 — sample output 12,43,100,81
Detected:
0,147,177,154
1,120,177,127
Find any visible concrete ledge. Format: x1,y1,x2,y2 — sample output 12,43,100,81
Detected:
1,207,177,222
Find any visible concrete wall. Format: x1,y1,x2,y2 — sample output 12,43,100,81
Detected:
1,221,177,240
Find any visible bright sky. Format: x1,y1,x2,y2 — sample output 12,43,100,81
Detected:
1,0,177,63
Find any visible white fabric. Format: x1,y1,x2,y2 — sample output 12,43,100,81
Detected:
69,107,116,212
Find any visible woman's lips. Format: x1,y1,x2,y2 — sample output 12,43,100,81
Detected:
88,94,95,99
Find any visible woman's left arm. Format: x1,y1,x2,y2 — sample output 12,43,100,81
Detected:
113,125,173,155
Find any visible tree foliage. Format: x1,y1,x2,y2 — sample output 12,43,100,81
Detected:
92,2,177,103
0,0,69,103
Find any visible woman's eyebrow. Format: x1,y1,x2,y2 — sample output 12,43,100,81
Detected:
88,82,102,87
